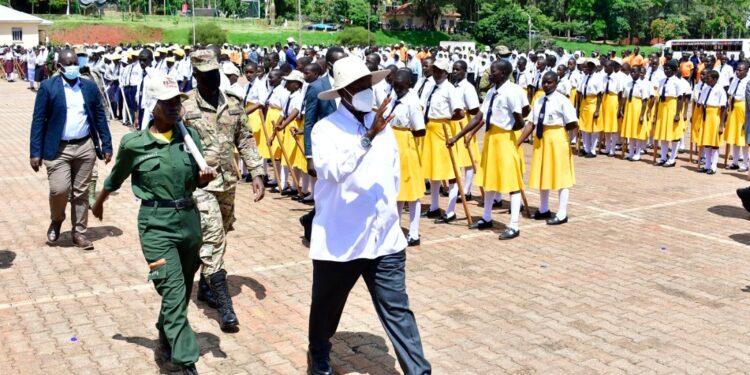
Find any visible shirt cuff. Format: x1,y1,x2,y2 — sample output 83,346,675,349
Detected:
249,167,265,180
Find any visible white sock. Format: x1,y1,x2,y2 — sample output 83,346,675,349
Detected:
591,132,600,152
539,190,550,213
430,180,440,211
446,183,458,217
509,193,521,230
711,149,719,171
668,141,679,163
557,188,570,219
494,193,503,203
743,147,749,169
569,129,577,143
274,160,282,183
733,146,741,166
408,201,421,240
482,191,495,222
582,132,591,152
660,141,669,161
464,168,475,195
280,166,289,189
301,173,310,194
703,148,712,170
627,139,635,158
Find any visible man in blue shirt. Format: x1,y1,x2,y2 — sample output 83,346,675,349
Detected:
285,37,298,69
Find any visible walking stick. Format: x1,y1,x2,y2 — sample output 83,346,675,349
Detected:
441,122,473,225
270,124,301,192
258,110,282,186
119,85,133,127
458,121,484,201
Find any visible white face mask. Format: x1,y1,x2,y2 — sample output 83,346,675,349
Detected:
344,88,374,113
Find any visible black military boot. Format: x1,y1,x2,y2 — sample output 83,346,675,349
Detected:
197,274,218,308
155,326,180,372
208,270,239,332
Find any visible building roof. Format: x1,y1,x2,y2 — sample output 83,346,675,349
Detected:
0,5,53,25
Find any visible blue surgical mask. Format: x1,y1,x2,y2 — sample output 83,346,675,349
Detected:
62,65,80,80
78,56,88,67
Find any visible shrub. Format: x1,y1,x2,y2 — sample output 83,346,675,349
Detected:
337,26,374,46
191,22,227,45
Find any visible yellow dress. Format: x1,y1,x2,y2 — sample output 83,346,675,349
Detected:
528,126,575,190
282,116,307,171
450,115,480,169
579,96,601,133
653,97,680,141
698,106,722,147
394,128,425,201
422,119,455,180
691,103,703,144
620,97,644,140
601,92,620,133
569,87,578,109
723,100,746,146
476,126,524,194
264,107,284,159
246,102,263,135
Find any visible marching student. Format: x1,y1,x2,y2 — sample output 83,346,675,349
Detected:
247,69,285,189
690,70,708,161
645,57,666,149
620,65,653,161
451,60,481,201
389,69,426,246
419,59,465,224
600,60,624,156
653,60,684,167
528,56,548,109
576,59,603,157
696,70,727,174
556,65,572,98
723,62,749,172
519,71,578,225
270,70,307,197
448,59,529,240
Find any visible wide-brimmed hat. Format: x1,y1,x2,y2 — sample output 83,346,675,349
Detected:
318,56,389,100
283,70,305,84
222,63,239,76
495,45,510,55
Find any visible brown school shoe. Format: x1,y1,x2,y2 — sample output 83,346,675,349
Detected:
72,233,94,250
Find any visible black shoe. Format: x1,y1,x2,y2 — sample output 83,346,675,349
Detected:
492,200,503,209
424,181,431,195
457,193,473,203
662,161,676,168
499,228,520,240
547,216,568,225
281,187,298,196
244,174,253,183
697,168,707,173
307,351,332,375
434,213,456,224
265,181,278,188
468,219,492,230
736,187,750,213
154,330,180,372
707,169,716,175
300,209,314,242
624,156,632,161
407,237,421,247
532,210,552,220
585,153,596,158
726,164,740,170
421,208,441,218
269,187,280,193
47,220,63,243
655,160,665,166
208,270,239,332
197,274,218,308
182,363,198,375
440,186,449,197
579,150,588,157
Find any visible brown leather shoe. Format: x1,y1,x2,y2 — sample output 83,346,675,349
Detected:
72,233,94,250
47,221,63,243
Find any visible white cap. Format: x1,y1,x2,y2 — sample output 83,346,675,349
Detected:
287,37,295,44
318,56,389,100
432,59,451,72
222,63,240,76
145,72,188,112
283,70,305,84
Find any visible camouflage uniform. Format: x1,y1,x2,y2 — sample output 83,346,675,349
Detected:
183,50,264,331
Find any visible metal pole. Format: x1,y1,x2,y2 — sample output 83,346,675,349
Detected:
528,15,532,51
298,0,301,44
192,0,196,45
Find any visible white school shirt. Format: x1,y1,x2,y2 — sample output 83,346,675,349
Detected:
420,79,462,120
61,79,90,141
700,85,728,107
265,85,289,108
283,89,304,117
692,82,705,102
242,78,257,105
373,80,392,108
624,78,653,101
517,70,532,88
310,105,407,261
26,52,36,68
718,64,734,88
126,62,143,87
530,91,578,127
678,77,692,96
481,81,528,130
657,76,682,98
557,75,572,97
601,73,623,95
578,73,603,96
645,68,665,90
387,91,425,131
455,79,480,110
728,76,750,101
413,75,433,97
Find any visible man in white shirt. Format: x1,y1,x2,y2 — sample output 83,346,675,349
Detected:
307,56,431,375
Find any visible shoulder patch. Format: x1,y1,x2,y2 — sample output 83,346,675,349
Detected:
184,112,202,120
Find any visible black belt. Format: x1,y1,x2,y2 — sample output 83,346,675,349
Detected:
141,197,194,210
61,135,90,144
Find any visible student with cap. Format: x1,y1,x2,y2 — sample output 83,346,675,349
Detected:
576,58,604,157
724,62,749,172
653,59,684,167
519,71,578,225
451,60,481,201
92,73,214,375
448,59,530,240
696,70,727,174
420,58,465,223
307,56,431,375
620,65,653,161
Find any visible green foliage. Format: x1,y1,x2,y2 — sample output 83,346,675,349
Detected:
336,26,373,46
651,16,688,41
474,2,527,46
192,22,227,45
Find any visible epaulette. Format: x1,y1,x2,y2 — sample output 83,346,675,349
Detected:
184,111,202,120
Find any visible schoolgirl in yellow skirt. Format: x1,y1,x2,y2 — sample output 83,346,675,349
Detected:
696,70,727,174
723,68,749,171
451,62,483,201
620,66,652,161
690,73,706,150
600,62,623,155
576,59,603,157
653,60,685,167
269,70,304,194
522,73,577,225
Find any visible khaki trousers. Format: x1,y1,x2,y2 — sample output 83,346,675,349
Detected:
43,139,96,234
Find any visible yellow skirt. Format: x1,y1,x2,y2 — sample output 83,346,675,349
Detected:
246,102,263,134
691,103,703,144
654,97,681,141
621,98,644,140
476,126,524,194
530,89,545,111
394,128,425,202
601,93,620,133
528,126,575,190
698,106,722,147
450,117,480,169
515,129,526,176
649,89,659,132
422,119,455,181
579,96,601,133
569,88,578,109
263,107,283,160
724,100,746,146
282,117,307,171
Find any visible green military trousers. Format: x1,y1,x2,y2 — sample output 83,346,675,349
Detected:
138,205,202,366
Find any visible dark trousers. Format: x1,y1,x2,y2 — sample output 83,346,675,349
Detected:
123,86,137,125
309,250,431,375
468,73,476,85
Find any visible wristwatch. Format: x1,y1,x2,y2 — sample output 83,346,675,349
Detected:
360,136,372,149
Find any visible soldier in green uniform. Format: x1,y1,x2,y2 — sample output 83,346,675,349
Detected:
92,73,215,375
183,50,266,332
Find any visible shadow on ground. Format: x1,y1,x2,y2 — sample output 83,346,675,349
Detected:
112,331,225,373
0,249,16,269
331,331,400,375
48,225,123,248
707,205,750,220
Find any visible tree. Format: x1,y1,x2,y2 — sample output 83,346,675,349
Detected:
474,2,528,46
651,15,688,41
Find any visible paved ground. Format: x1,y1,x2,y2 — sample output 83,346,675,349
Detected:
2,79,750,375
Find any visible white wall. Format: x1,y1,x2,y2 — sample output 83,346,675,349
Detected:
0,23,39,48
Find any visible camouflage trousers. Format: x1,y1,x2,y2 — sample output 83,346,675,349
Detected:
193,188,236,276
